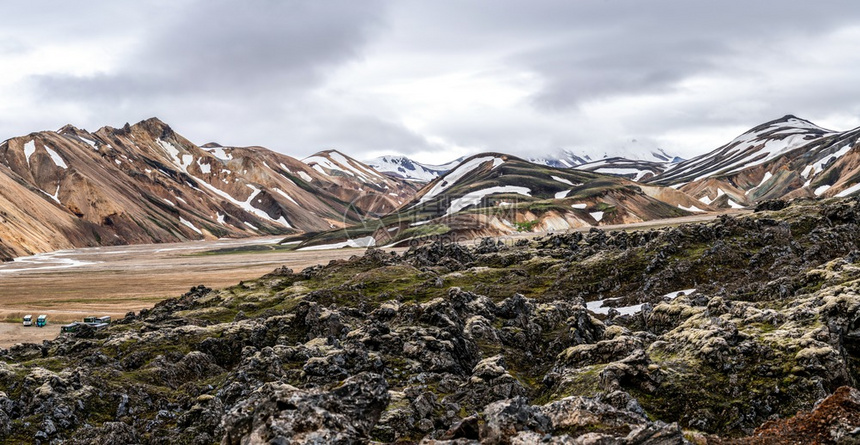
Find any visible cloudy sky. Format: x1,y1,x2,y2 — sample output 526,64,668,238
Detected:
3,1,860,163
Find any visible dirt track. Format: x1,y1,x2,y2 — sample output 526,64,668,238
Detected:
0,211,746,348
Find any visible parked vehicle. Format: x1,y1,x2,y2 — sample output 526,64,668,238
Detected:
61,322,80,333
36,315,47,327
82,315,111,329
22,315,33,326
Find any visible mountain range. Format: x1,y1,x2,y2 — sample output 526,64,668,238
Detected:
296,153,706,249
0,118,416,260
367,145,681,183
2,114,860,259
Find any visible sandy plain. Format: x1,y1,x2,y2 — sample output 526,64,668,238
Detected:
0,237,405,347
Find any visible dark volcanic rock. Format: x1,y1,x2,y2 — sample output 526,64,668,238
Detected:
221,372,389,444
4,199,860,443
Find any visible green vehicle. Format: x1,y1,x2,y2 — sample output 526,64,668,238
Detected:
36,315,47,327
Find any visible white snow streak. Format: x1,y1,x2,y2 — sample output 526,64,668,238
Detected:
298,236,377,251
678,204,706,213
416,156,503,206
180,217,202,235
44,146,67,169
446,186,531,215
814,185,831,196
23,141,36,166
274,188,299,205
551,175,574,186
836,182,860,197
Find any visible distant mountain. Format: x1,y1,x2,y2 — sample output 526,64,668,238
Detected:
530,144,682,169
572,157,672,182
645,115,860,208
366,155,464,182
0,118,416,260
296,153,708,249
369,144,682,183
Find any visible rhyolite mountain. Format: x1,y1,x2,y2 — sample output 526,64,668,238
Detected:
644,115,860,208
7,114,860,260
295,153,711,249
0,118,417,260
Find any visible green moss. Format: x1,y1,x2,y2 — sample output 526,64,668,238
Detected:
512,220,538,232
535,364,606,405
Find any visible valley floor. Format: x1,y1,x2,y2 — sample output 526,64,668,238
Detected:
0,237,404,338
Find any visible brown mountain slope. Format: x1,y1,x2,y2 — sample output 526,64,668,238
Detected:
0,118,417,260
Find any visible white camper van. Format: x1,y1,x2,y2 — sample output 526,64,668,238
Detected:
23,314,33,326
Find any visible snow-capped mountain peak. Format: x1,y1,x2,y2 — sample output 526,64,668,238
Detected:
366,155,465,182
529,143,682,169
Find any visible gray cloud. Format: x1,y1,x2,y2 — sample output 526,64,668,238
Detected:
33,0,385,99
503,0,860,111
5,0,860,162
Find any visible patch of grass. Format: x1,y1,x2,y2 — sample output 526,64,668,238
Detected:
514,220,540,232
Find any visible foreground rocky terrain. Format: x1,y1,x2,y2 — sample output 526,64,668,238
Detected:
3,197,860,443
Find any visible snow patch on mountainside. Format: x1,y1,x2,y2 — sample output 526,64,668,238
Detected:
678,204,706,213
157,139,193,172
298,236,376,251
416,156,505,206
551,175,574,186
274,188,298,205
44,146,67,169
207,147,232,160
446,185,531,215
180,217,202,235
23,141,36,166
303,150,385,184
836,183,860,197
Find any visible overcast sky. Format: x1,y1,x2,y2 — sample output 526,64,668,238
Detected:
3,1,860,163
